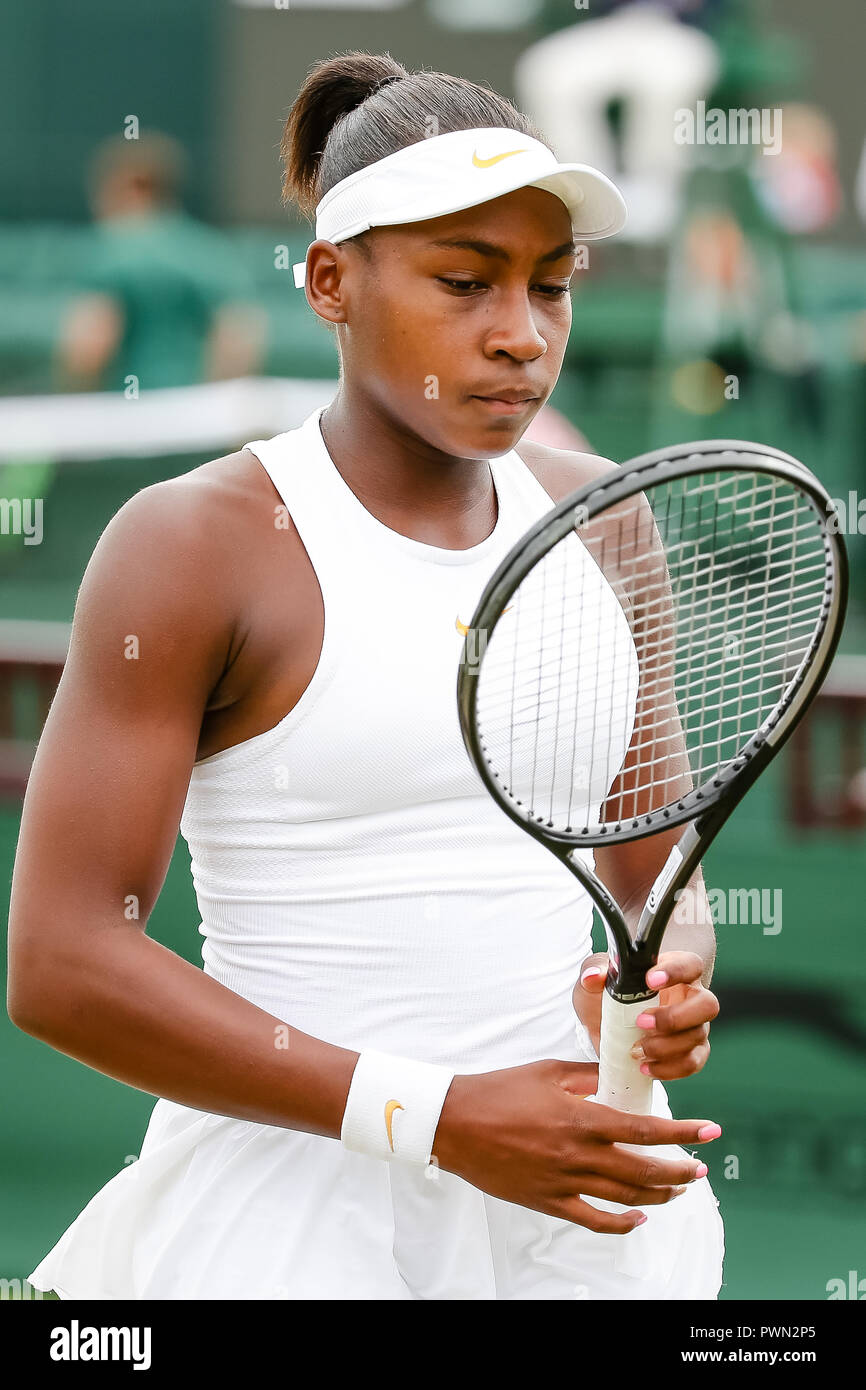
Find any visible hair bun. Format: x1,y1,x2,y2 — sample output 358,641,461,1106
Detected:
280,52,539,222
282,52,408,215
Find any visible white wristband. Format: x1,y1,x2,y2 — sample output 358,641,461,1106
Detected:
340,1049,455,1167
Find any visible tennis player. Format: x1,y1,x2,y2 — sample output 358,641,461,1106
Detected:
10,52,724,1300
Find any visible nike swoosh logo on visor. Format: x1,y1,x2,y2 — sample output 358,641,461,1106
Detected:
472,149,528,168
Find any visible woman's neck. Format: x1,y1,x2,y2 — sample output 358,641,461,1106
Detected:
318,391,500,549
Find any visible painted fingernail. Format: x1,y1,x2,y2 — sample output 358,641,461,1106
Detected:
581,967,603,984
694,1162,708,1179
636,1214,648,1226
639,1063,651,1075
646,969,668,988
635,1013,656,1029
698,1123,722,1141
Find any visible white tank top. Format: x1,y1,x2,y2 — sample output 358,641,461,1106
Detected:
179,405,634,1072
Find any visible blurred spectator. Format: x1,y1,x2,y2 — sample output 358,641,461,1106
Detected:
752,104,844,236
57,132,266,392
515,1,720,242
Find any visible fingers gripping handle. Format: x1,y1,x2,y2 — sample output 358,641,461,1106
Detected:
596,991,656,1115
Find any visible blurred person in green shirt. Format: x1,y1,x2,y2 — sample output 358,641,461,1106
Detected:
57,132,266,392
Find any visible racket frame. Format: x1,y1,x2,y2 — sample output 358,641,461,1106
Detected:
457,441,848,1102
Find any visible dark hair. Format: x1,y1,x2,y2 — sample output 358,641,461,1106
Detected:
281,52,542,220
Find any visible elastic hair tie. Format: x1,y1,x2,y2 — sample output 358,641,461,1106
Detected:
370,72,404,96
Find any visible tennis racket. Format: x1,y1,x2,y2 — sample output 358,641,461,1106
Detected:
457,440,847,1116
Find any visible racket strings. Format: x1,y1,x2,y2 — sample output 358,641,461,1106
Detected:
474,469,830,834
476,599,824,696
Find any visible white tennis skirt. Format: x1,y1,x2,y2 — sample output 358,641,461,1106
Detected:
27,1079,724,1300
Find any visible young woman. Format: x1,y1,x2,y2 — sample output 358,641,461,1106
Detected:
10,52,724,1301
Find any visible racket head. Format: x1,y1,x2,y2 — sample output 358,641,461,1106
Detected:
457,442,848,851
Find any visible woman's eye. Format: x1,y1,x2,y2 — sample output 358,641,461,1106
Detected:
438,277,486,292
437,278,570,297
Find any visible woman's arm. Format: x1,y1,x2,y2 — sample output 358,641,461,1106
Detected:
6,477,359,1137
55,292,124,390
594,831,716,986
575,487,719,1071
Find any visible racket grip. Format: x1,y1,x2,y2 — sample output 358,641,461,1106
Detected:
596,991,657,1115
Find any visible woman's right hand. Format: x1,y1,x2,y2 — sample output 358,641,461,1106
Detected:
432,1060,721,1234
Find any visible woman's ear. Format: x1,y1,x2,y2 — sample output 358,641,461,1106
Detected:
304,241,350,324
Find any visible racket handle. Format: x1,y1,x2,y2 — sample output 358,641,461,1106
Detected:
596,991,657,1115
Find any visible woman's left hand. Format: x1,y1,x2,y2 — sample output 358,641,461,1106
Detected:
573,950,719,1081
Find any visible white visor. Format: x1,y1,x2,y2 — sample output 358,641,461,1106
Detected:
292,127,627,288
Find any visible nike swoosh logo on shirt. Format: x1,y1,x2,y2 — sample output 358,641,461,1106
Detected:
456,606,512,636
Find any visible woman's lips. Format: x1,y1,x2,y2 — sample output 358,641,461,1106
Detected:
470,396,537,415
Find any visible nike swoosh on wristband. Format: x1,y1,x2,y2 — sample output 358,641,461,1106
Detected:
472,149,528,169
384,1099,404,1152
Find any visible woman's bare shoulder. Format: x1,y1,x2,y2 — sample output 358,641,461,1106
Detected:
166,445,285,517
514,437,620,506
73,445,296,657
102,444,296,575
